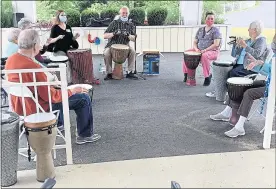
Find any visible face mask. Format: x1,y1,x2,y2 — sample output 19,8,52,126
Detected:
59,15,67,23
120,16,128,22
205,20,214,26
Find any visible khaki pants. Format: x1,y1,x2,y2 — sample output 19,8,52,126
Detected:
103,46,136,74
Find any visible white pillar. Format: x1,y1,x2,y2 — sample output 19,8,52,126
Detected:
12,1,37,23
180,1,203,25
263,58,275,149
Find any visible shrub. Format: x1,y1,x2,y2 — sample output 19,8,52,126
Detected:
81,9,99,26
67,9,80,27
147,7,168,26
1,1,13,28
100,8,119,20
129,8,145,25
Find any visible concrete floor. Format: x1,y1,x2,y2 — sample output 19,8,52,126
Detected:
17,51,275,171
9,150,276,188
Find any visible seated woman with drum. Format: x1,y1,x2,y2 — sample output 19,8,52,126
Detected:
5,29,101,145
103,6,138,80
183,11,221,86
209,49,274,138
47,10,81,84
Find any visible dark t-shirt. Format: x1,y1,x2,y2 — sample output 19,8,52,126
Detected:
104,20,135,48
48,24,79,53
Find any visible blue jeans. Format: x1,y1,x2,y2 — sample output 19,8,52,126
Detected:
229,64,256,77
52,93,94,137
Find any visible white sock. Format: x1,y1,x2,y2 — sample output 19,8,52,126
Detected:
220,106,232,118
234,116,246,131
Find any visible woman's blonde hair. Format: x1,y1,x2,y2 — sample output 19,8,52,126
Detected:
54,10,65,25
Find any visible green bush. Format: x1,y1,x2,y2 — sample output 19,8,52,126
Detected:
1,1,13,28
147,7,168,26
81,9,99,26
100,8,118,20
129,8,145,25
201,1,225,24
67,9,81,27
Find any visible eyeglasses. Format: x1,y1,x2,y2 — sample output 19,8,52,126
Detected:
207,18,214,20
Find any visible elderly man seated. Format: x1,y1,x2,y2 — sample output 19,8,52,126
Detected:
210,38,275,138
103,6,138,80
206,20,268,98
2,28,21,58
5,29,101,145
17,18,54,65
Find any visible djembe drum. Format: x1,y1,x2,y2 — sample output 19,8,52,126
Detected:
213,61,233,101
227,77,253,125
24,113,57,182
183,51,202,86
67,49,94,85
67,84,94,101
110,44,130,80
48,56,70,83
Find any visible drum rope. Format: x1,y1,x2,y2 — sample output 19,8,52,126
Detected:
259,67,271,115
24,128,32,162
24,123,55,162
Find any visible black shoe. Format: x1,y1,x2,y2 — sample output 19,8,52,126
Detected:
126,72,138,80
203,74,212,86
183,73,187,82
104,73,113,80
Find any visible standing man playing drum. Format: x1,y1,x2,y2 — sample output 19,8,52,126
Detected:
103,6,138,80
5,29,101,145
183,11,221,86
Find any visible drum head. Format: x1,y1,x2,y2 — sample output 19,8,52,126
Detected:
184,51,201,56
49,55,68,63
111,44,129,50
68,49,91,53
24,113,57,129
47,63,66,68
227,77,253,85
213,60,233,67
67,84,93,90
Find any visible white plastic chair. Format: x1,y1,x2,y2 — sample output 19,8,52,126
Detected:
2,80,66,161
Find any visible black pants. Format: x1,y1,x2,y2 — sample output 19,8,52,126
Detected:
228,64,257,77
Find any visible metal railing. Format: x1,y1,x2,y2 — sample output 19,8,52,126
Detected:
1,64,73,164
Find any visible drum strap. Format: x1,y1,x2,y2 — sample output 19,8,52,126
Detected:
24,128,32,162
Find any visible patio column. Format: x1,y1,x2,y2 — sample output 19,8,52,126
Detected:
12,1,37,23
179,1,203,25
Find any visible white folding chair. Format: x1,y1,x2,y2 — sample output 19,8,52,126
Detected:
2,80,66,161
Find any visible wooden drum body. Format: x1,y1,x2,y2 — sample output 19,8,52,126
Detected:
24,113,57,182
213,61,233,101
67,49,94,84
183,51,202,86
226,77,253,102
110,44,130,80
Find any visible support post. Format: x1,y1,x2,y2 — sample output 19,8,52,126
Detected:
263,58,275,149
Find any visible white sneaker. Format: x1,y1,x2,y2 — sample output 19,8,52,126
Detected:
206,91,216,98
224,128,245,138
210,113,230,122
